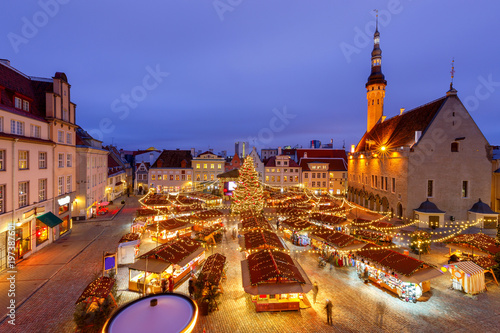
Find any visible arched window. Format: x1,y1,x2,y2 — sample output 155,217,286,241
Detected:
451,142,459,152
377,99,379,104
372,100,374,105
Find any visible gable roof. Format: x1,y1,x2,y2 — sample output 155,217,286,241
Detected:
151,150,192,168
299,158,347,171
265,156,300,167
356,97,447,152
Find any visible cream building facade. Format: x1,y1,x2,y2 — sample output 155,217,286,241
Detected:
192,151,225,185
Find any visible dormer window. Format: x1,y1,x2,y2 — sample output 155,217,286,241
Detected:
15,97,22,109
23,100,30,112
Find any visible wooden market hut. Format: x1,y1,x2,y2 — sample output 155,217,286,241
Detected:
309,213,348,230
444,233,500,258
128,238,205,294
145,218,193,243
199,253,227,293
190,209,224,230
239,229,287,254
76,276,117,311
279,217,317,245
241,249,313,312
310,230,366,253
117,233,140,265
238,211,272,234
196,223,224,244
355,247,443,302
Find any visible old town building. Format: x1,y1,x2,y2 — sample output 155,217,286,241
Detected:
347,27,494,227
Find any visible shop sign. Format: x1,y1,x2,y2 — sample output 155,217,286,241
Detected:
58,195,71,206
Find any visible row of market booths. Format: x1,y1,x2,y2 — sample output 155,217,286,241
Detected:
237,210,313,312
310,227,445,303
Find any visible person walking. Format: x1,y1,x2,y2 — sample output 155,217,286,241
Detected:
325,298,333,325
161,278,167,293
312,282,319,304
188,277,195,299
168,275,174,293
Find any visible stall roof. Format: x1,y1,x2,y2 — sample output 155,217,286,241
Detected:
313,231,366,250
191,209,223,221
243,229,286,251
200,253,226,286
281,217,315,232
310,213,345,225
145,219,193,233
119,233,140,243
239,212,272,232
357,248,427,277
246,249,305,285
241,257,312,295
448,261,484,276
139,238,202,266
473,256,498,270
401,266,444,284
444,233,500,256
129,258,171,274
76,276,115,305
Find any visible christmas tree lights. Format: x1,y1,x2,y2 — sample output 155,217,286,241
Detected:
232,156,264,214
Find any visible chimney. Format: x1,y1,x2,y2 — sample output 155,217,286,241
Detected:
400,108,405,115
0,59,11,66
191,148,195,157
415,131,422,143
278,146,282,155
304,152,308,158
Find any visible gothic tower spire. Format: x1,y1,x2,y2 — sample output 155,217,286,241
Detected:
366,11,387,132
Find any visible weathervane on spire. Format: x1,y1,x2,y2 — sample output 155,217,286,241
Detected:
450,58,455,89
374,9,379,31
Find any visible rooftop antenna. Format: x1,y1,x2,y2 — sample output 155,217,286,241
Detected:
450,58,455,90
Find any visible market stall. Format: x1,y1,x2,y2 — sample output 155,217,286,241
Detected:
76,276,117,311
310,230,366,266
117,233,140,265
130,218,147,234
241,249,312,312
196,223,224,244
355,247,443,303
190,209,224,230
239,229,287,254
444,233,500,258
238,211,272,234
309,213,349,232
199,253,227,293
279,217,316,246
444,261,486,295
128,238,205,294
145,218,193,243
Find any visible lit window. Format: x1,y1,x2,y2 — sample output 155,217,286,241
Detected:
196,164,200,169
462,181,468,198
58,176,64,195
211,164,214,169
19,151,29,170
66,176,72,193
217,164,222,169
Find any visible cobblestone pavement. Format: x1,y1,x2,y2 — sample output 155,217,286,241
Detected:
0,195,140,333
2,205,500,332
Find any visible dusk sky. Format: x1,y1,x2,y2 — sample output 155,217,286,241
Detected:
2,1,499,153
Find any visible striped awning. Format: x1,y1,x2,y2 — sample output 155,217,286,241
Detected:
449,261,484,276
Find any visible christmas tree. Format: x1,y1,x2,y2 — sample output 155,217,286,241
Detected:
232,156,264,214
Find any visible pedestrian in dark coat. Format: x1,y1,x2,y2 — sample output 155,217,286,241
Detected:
161,279,167,293
188,278,195,298
325,299,333,325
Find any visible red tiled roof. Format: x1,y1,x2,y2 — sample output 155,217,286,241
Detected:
247,249,305,285
299,158,347,172
152,150,192,168
356,97,447,152
296,149,347,161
